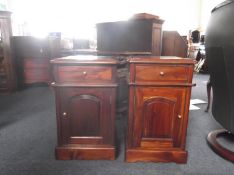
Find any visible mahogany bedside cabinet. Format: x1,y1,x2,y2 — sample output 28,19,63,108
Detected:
126,56,194,163
50,55,117,160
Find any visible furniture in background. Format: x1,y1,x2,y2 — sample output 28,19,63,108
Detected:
191,30,200,43
96,13,164,114
161,31,188,58
72,39,89,49
60,38,96,57
51,55,117,160
96,13,164,56
0,11,16,93
11,36,60,88
61,49,97,57
205,0,234,162
126,56,194,163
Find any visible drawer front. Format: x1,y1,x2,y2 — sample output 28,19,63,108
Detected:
24,58,49,69
24,68,50,83
135,65,189,83
56,66,113,83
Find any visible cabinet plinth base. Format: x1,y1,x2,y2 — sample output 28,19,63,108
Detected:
55,145,115,160
125,148,187,164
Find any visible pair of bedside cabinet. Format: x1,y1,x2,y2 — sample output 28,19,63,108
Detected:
50,55,194,163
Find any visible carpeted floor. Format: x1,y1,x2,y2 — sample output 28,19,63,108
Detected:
0,73,233,175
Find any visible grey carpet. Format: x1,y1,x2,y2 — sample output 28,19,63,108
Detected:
0,74,233,175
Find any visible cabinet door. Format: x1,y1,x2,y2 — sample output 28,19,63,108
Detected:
57,87,115,146
132,87,186,149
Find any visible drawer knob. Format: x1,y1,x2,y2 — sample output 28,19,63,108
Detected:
178,115,182,119
62,112,67,117
83,71,87,75
160,72,164,76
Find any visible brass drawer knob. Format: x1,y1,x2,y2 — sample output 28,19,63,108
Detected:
83,71,87,75
160,72,164,76
178,115,182,119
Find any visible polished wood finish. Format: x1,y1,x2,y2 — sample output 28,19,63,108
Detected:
96,14,164,56
0,11,16,93
51,55,117,160
23,58,50,84
131,13,159,20
126,56,194,163
11,36,60,88
135,65,189,83
56,66,112,83
162,31,188,58
207,129,234,162
56,145,115,160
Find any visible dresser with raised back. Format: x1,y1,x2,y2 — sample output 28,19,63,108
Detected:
126,56,194,163
96,13,164,56
51,55,117,160
12,36,60,88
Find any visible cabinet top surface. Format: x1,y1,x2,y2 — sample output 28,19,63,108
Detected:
128,56,195,64
0,11,11,17
50,55,118,65
96,18,164,26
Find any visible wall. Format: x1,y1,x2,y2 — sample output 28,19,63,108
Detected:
0,0,8,10
7,0,223,38
200,0,224,33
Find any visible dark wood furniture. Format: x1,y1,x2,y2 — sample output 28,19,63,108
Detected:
207,129,234,162
96,13,164,56
205,76,211,112
0,11,16,93
23,58,50,84
161,31,188,58
11,36,60,88
96,12,164,113
126,56,194,163
51,55,117,160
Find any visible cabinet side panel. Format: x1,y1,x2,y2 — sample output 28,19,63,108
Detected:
152,23,162,56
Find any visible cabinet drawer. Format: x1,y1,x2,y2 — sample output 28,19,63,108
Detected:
24,68,50,83
135,65,189,83
24,58,49,69
56,66,113,83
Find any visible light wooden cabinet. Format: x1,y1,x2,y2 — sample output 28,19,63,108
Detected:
51,55,117,160
126,56,194,163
